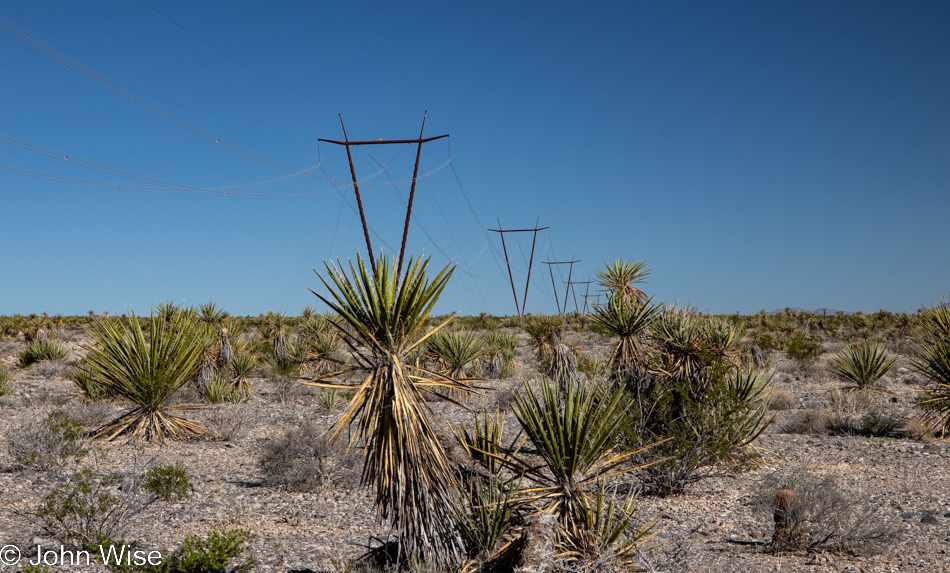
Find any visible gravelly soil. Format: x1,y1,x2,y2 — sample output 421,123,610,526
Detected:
1,332,949,573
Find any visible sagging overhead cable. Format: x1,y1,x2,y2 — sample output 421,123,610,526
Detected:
0,16,329,184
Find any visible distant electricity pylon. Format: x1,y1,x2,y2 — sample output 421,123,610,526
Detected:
318,112,448,284
488,218,549,316
541,258,579,314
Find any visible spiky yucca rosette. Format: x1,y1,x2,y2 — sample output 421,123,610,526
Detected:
83,310,210,443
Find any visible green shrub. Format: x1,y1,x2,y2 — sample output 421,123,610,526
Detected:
166,528,255,573
36,460,190,550
786,331,822,360
634,365,772,496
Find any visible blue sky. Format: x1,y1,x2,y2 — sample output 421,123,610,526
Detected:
1,1,948,316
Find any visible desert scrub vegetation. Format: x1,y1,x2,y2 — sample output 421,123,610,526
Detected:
146,528,256,573
79,309,211,442
0,364,13,396
17,337,69,367
8,411,88,471
452,380,658,570
259,419,360,492
31,454,191,550
753,468,900,553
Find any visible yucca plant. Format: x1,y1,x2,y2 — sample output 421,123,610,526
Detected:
831,341,897,395
524,316,562,360
229,352,256,397
590,295,659,377
557,482,657,567
492,381,655,524
427,330,485,379
0,366,13,397
316,388,345,412
82,310,211,442
264,311,291,367
595,258,650,304
650,305,708,383
455,475,519,563
67,364,111,402
303,253,469,566
198,301,230,325
472,380,658,565
911,298,950,435
203,371,247,403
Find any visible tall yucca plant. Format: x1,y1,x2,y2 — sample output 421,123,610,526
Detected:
83,310,210,442
304,253,468,566
595,258,650,304
589,295,659,376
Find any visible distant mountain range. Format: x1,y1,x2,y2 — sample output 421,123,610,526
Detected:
769,307,851,316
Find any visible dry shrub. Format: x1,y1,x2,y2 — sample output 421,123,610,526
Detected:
63,401,122,428
753,468,900,554
8,411,88,471
768,388,797,411
259,420,360,492
781,408,830,435
34,359,67,381
904,417,939,442
204,403,256,442
490,380,522,413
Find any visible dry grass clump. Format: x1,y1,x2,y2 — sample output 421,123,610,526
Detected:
259,420,360,492
768,387,797,411
904,416,939,442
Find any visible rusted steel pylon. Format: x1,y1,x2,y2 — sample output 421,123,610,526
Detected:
318,112,448,283
488,218,549,316
541,259,579,314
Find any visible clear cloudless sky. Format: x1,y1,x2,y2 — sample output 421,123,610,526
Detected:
1,1,948,317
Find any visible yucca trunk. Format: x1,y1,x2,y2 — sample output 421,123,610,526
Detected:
358,358,464,563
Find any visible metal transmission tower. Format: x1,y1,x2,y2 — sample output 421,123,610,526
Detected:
488,218,549,316
318,112,448,283
541,258,579,314
567,280,594,315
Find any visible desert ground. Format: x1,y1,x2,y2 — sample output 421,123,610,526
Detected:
1,312,949,573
